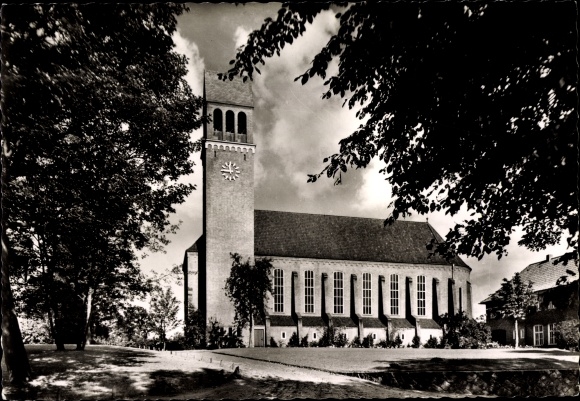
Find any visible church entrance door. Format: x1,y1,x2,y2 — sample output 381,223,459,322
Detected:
254,329,265,347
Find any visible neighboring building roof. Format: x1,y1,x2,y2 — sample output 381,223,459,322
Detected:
389,318,414,329
205,70,253,107
331,316,358,328
254,210,469,268
480,253,579,304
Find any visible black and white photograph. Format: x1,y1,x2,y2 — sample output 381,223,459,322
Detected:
1,1,578,399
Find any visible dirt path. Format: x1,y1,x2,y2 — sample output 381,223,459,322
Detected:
19,345,461,400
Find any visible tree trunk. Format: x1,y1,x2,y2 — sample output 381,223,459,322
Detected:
249,314,254,348
514,319,519,348
1,137,32,388
77,288,94,351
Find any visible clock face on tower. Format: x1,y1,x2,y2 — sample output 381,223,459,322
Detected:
220,161,240,181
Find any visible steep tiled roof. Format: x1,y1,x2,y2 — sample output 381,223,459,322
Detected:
205,70,253,107
480,254,578,303
331,316,358,328
390,318,414,329
269,315,295,327
417,318,441,329
254,210,469,268
518,254,578,291
302,316,325,327
362,318,387,328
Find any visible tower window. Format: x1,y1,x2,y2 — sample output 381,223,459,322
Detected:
304,270,314,313
225,110,235,133
213,109,223,132
390,274,399,315
459,287,463,313
333,272,344,314
417,275,426,316
274,269,284,313
238,112,247,135
362,273,371,315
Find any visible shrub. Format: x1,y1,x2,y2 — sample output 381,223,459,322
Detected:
349,336,362,348
437,312,491,349
411,335,421,348
206,318,225,349
362,334,374,348
309,340,319,347
318,326,348,347
377,339,389,348
269,336,278,347
20,318,52,344
424,336,439,349
555,321,580,351
300,335,309,347
288,332,300,347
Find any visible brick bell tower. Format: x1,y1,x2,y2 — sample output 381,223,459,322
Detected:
200,70,255,327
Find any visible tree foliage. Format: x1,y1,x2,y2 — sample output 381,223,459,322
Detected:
2,1,202,361
222,1,578,262
182,302,206,349
437,311,491,349
224,253,273,347
149,286,180,345
491,272,536,347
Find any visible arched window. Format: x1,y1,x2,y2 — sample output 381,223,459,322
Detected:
213,109,223,132
237,112,247,135
225,110,235,133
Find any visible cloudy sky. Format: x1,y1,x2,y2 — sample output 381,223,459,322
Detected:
140,3,570,319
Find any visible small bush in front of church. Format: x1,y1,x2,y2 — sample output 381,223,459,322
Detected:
362,334,374,348
411,335,421,348
287,332,300,347
300,335,309,347
424,336,439,349
349,336,362,348
269,336,278,347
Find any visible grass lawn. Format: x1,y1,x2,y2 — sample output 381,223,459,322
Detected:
9,344,453,400
213,347,580,373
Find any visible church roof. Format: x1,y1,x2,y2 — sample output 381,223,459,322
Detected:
254,210,469,268
204,70,253,107
479,253,578,303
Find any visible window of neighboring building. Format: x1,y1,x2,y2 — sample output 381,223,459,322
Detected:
238,112,247,135
274,269,284,313
372,333,377,340
362,273,372,315
547,323,556,345
390,274,399,315
417,275,426,316
333,272,344,314
281,332,286,339
225,110,235,133
304,270,314,314
459,287,463,312
534,325,544,346
213,109,223,131
313,332,317,340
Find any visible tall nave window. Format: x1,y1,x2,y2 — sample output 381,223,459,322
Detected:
417,275,426,316
362,273,372,315
390,274,399,315
274,269,284,313
333,272,344,314
304,270,314,313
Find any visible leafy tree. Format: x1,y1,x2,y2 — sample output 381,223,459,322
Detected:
2,1,202,380
437,311,491,349
149,286,180,349
490,273,536,348
115,305,152,347
183,303,206,349
224,253,273,347
222,1,577,263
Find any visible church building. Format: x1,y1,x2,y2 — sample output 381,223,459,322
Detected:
183,71,474,347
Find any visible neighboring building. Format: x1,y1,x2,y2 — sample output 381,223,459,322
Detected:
183,71,474,347
480,254,579,347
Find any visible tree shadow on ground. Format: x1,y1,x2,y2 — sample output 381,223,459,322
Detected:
370,357,579,372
